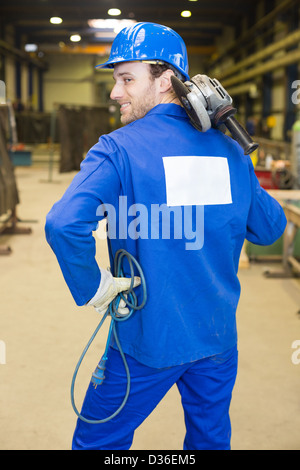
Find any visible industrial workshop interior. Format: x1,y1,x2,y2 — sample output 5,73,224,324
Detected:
0,0,300,452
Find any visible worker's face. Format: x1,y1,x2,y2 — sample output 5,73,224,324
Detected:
111,62,159,125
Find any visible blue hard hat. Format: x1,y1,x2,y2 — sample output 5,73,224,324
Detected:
96,22,189,81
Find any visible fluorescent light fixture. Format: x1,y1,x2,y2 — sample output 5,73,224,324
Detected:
94,31,117,39
50,16,63,24
70,34,81,42
88,18,136,33
25,43,38,52
181,10,192,17
108,8,121,16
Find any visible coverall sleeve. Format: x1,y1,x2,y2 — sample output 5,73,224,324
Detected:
245,158,287,246
45,141,121,306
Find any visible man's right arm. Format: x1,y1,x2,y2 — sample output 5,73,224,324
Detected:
245,158,287,247
45,140,121,306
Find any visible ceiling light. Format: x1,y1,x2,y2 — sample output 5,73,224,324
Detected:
25,43,38,52
70,34,81,42
94,31,117,39
50,16,63,24
108,8,121,16
88,18,136,33
88,19,118,29
181,10,192,17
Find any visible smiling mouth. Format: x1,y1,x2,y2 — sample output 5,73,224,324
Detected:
120,102,130,111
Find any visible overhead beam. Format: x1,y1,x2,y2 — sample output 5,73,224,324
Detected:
222,47,300,88
209,0,298,65
43,43,216,56
0,2,255,19
217,28,300,80
0,39,46,69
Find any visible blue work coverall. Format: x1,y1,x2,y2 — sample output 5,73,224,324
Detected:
45,104,286,449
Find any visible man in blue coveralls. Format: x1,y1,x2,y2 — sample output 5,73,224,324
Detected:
45,22,287,450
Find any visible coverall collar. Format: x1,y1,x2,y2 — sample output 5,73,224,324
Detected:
146,103,188,119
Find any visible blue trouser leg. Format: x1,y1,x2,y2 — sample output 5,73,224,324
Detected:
72,346,238,450
177,346,238,450
72,347,184,450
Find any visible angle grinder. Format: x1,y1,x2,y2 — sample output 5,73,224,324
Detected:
171,74,259,155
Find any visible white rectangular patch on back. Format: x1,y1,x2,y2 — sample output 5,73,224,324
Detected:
162,156,232,207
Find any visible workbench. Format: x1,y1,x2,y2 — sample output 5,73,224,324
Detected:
266,190,300,277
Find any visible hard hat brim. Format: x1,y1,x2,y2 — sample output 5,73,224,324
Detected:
96,58,189,81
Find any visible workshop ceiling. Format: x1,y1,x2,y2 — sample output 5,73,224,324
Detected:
0,0,261,61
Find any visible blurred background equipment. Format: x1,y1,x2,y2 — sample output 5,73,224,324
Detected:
0,103,32,255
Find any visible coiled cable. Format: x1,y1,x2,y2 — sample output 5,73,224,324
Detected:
70,249,147,424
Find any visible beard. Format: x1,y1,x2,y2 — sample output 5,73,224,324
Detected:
120,82,158,125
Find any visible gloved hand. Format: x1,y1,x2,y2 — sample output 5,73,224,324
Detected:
87,268,141,316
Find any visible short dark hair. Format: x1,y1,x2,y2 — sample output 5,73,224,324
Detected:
149,63,184,81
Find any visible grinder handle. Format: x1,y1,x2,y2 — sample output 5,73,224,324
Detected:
224,116,259,155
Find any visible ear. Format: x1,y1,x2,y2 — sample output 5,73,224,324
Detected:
158,69,175,93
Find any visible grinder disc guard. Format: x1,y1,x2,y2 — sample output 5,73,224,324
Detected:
171,75,207,131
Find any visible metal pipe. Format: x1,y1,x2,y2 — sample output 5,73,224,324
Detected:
210,0,297,67
222,48,300,88
226,82,258,97
218,29,300,80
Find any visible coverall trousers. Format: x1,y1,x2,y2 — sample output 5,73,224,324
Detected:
72,345,238,450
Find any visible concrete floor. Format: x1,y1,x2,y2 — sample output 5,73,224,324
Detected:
0,160,299,450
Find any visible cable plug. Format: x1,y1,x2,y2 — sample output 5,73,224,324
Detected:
91,358,107,388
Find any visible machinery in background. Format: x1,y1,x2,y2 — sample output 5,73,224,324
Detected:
292,117,300,188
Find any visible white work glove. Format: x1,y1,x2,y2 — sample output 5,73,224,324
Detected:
87,268,141,316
